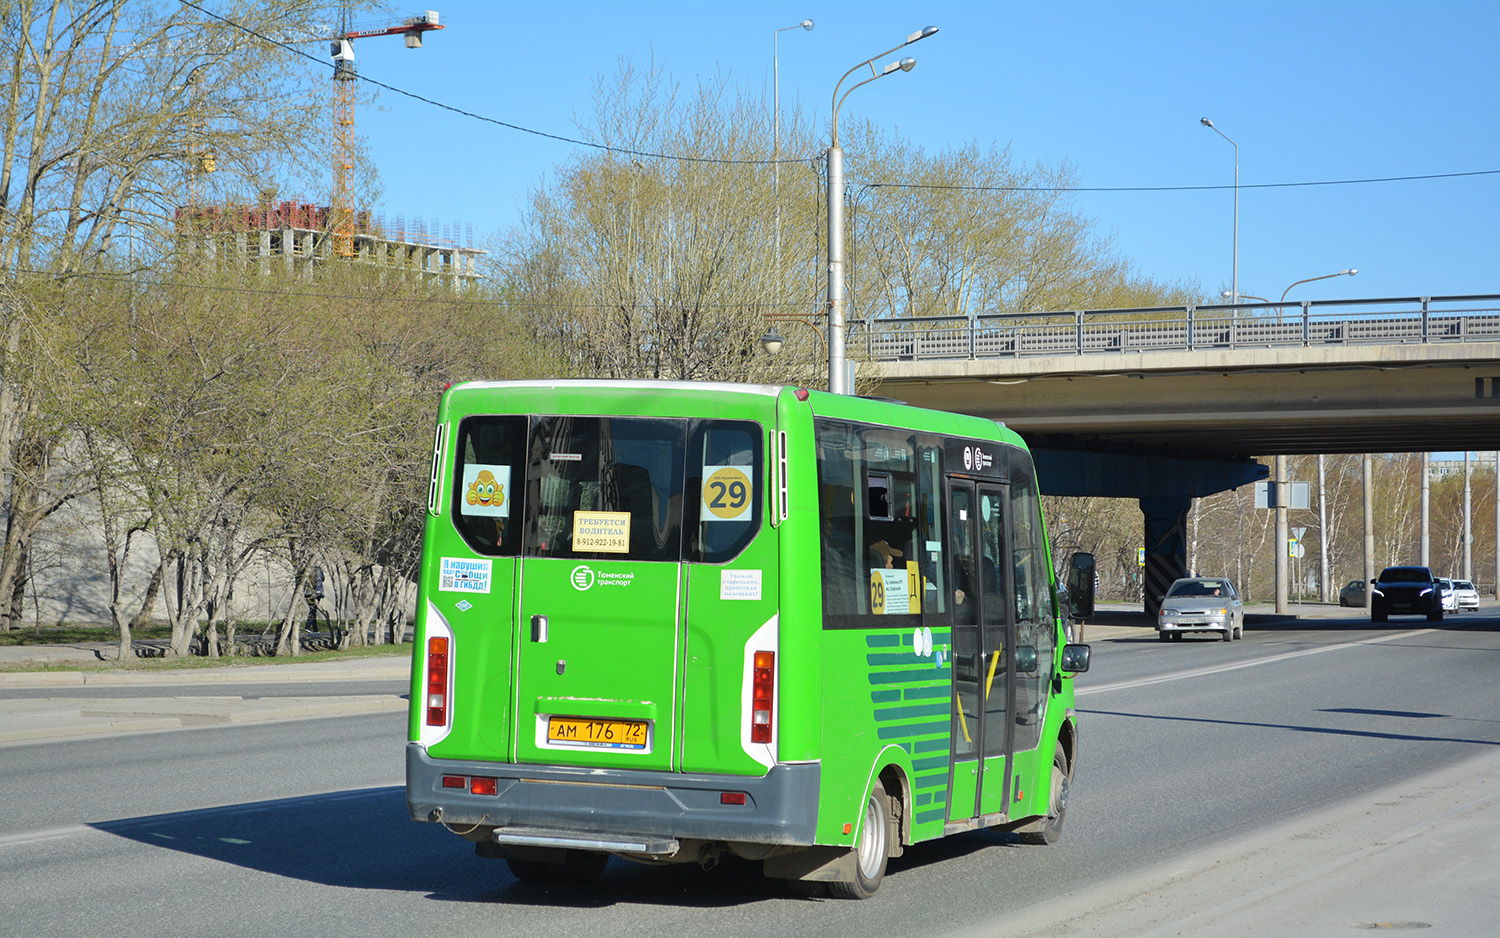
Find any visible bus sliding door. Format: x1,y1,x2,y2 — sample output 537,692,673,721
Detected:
946,479,1017,825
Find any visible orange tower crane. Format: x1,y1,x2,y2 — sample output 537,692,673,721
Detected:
328,9,444,257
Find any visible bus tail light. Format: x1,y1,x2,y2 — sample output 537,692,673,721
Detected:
751,650,775,743
426,636,450,726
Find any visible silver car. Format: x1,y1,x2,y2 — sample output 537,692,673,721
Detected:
1157,577,1244,642
1452,580,1480,612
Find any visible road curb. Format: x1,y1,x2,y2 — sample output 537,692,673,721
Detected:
0,662,410,688
0,695,409,744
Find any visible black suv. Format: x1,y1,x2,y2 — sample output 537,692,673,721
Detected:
1370,566,1443,623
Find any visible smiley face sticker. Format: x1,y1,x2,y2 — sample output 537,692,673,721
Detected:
461,464,510,518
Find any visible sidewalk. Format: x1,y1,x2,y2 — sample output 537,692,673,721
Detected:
1006,600,1500,936
1005,743,1500,937
0,653,410,744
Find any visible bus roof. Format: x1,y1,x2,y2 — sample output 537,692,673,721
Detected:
442,379,1027,451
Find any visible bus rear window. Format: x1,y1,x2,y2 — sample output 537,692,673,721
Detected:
449,414,762,564
523,416,685,562
686,421,762,565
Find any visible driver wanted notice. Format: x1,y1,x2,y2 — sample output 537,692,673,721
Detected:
573,511,631,553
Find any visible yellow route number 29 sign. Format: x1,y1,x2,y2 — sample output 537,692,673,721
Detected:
701,465,752,522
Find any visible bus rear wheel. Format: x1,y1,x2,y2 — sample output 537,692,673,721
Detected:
830,780,889,899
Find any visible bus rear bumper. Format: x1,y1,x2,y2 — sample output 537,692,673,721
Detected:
405,743,821,849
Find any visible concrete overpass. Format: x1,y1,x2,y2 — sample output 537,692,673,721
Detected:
863,294,1500,610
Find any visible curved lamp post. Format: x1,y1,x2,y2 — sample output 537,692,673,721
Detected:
825,25,937,394
759,315,826,357
1200,118,1238,314
1280,268,1357,306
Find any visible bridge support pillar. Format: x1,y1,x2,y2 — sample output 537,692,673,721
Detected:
1141,496,1191,616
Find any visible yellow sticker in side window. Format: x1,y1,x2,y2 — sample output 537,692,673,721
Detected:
702,465,752,522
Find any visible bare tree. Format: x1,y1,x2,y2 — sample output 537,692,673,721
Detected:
0,0,348,631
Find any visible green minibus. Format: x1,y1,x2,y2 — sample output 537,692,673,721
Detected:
406,380,1093,898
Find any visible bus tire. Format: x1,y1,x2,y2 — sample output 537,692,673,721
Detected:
1019,742,1069,846
830,780,889,899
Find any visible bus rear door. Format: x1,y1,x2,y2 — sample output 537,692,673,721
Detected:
511,415,687,773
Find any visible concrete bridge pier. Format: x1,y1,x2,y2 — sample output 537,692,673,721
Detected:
1140,496,1191,616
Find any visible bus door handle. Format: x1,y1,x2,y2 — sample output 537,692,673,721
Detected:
530,614,548,643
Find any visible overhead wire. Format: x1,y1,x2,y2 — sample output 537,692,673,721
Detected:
177,2,1500,194
866,169,1500,195
176,0,791,167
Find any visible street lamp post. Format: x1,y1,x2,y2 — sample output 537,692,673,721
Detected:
1200,118,1238,313
1279,268,1358,314
774,19,814,291
826,25,937,395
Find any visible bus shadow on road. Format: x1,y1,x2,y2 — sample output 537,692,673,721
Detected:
90,786,811,907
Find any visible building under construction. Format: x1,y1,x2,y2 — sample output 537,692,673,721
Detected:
176,198,484,289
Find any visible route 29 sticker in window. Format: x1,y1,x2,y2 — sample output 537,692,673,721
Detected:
701,464,752,522
462,465,510,518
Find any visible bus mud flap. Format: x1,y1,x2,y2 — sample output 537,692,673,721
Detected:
762,846,858,882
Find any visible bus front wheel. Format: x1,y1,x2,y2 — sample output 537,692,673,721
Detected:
830,780,890,899
1019,742,1069,846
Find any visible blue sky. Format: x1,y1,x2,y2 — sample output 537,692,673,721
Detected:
333,0,1498,305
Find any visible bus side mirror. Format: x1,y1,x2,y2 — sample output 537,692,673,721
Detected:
1060,644,1091,674
1066,552,1096,621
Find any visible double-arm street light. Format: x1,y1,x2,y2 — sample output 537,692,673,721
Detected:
1219,268,1357,321
1200,117,1238,312
825,25,938,394
1226,268,1358,322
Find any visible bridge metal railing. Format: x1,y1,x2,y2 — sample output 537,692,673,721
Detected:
858,294,1500,363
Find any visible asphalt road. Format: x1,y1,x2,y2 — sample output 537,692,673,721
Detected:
2,612,1497,938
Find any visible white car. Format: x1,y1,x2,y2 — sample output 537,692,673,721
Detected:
1437,578,1458,612
1451,580,1480,612
1157,577,1244,642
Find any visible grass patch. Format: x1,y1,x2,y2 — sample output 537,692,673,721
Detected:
0,624,173,645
